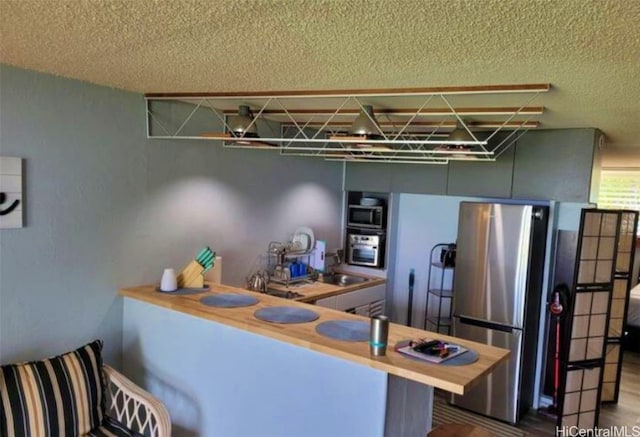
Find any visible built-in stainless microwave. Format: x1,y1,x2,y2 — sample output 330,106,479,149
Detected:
347,204,385,230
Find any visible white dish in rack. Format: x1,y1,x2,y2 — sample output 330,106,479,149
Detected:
291,226,315,253
360,197,383,206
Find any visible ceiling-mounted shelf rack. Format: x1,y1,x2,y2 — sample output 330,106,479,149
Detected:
145,83,550,165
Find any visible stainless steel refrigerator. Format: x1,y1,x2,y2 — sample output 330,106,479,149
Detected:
451,202,548,424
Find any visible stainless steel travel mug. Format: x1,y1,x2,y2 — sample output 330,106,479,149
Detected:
370,315,389,356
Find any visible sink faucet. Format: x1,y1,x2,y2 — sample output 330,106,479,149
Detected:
325,249,344,273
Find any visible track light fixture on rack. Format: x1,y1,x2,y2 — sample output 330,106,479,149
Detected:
228,105,258,137
145,82,550,164
447,120,475,144
349,105,382,139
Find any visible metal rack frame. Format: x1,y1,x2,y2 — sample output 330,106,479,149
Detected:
145,83,549,165
424,243,455,334
266,241,314,286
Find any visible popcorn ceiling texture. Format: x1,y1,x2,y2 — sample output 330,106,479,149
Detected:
1,0,639,148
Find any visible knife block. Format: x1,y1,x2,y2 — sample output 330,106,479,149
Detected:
177,259,205,288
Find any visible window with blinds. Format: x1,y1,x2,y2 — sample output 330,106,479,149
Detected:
598,170,640,234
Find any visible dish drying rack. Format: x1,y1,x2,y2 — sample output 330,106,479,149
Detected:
267,241,314,285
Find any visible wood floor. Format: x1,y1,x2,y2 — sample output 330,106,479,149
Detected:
434,351,640,436
599,351,640,428
518,351,640,436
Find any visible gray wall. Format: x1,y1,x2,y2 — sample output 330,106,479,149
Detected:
0,65,344,366
345,129,599,203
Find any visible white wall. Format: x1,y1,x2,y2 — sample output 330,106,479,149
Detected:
0,65,344,366
389,194,477,326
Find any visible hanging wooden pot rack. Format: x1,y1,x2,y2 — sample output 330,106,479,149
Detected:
145,83,550,165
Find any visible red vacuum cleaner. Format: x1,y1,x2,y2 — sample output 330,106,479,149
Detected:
540,283,570,418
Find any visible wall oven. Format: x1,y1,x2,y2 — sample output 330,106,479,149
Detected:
347,232,385,268
347,204,385,230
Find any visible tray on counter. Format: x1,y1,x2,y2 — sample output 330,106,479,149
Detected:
394,339,478,366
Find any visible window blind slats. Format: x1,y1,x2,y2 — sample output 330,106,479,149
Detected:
598,170,640,234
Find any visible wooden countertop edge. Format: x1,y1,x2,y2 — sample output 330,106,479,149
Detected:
119,286,509,395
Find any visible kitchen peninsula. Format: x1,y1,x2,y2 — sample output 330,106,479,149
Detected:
120,282,509,437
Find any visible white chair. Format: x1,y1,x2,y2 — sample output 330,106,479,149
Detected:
103,365,171,437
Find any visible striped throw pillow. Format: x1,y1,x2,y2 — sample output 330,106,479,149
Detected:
0,340,106,437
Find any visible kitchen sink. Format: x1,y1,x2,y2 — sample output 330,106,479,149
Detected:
319,273,370,287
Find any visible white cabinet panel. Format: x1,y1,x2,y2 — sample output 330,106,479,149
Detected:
314,296,337,309
355,305,370,316
313,284,387,317
370,299,386,317
336,284,386,312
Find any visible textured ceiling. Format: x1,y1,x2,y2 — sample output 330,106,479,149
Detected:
1,0,639,149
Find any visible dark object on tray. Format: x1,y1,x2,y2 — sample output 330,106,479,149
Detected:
395,339,477,365
411,339,449,357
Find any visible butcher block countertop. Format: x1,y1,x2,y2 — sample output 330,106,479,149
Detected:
268,272,387,302
119,284,509,395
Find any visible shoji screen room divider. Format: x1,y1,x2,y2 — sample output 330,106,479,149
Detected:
557,209,638,429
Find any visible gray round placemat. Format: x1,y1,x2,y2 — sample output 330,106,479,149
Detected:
200,294,259,308
254,306,319,324
439,349,478,366
394,340,479,366
156,286,210,295
315,320,369,342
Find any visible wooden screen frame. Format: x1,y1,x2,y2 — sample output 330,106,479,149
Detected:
556,209,621,429
601,210,638,403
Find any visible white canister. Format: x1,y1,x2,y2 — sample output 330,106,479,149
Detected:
160,268,178,292
204,256,223,284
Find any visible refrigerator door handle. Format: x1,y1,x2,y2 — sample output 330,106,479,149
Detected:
458,316,515,333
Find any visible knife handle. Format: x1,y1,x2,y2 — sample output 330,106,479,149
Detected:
195,247,210,263
203,256,216,272
199,251,214,266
